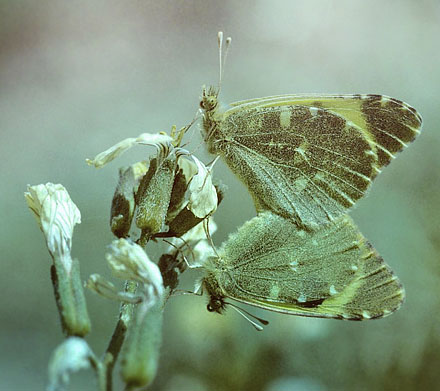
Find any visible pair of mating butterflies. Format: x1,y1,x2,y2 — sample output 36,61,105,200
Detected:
196,33,422,322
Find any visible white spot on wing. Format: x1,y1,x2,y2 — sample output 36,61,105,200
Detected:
290,260,298,272
270,284,281,299
351,265,358,271
293,177,308,193
309,107,319,117
362,311,371,319
298,293,307,303
293,143,309,165
313,172,325,181
294,146,306,156
329,285,338,296
280,110,291,129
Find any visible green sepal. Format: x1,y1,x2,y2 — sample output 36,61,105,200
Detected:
110,162,149,238
156,182,226,238
165,167,189,225
158,254,186,291
120,298,164,388
110,167,137,238
51,257,91,337
135,155,177,241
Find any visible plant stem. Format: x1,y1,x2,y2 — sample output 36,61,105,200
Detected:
89,353,107,391
103,280,137,391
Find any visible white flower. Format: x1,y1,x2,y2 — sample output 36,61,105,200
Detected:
184,218,217,243
86,133,172,168
106,239,164,298
25,183,81,271
168,219,217,268
168,218,217,248
86,274,143,304
186,156,218,218
191,239,217,268
177,156,198,181
48,337,93,391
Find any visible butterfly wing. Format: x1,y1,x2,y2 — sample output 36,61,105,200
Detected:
211,94,421,227
214,212,404,320
229,94,422,168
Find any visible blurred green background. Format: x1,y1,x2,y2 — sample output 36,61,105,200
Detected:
2,1,439,390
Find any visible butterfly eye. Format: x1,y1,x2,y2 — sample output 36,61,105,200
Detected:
207,304,215,312
207,298,224,313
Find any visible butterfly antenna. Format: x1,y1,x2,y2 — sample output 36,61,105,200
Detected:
170,289,200,297
217,31,232,96
203,217,220,258
226,302,269,331
161,237,196,269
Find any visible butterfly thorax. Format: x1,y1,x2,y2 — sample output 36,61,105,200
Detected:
200,85,225,154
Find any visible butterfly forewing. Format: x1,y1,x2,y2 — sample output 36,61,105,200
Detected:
205,212,404,320
204,94,422,227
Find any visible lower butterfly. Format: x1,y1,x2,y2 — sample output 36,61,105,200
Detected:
201,211,404,321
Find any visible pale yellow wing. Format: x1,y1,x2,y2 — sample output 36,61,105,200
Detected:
210,94,421,227
215,212,404,320
227,94,422,168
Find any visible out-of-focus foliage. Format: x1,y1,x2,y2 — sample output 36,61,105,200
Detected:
2,1,439,390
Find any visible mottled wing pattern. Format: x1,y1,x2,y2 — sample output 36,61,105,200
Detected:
214,212,404,320
211,94,422,227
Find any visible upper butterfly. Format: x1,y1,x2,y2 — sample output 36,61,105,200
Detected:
200,33,422,229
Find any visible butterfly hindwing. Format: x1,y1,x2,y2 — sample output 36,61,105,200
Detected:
204,212,404,320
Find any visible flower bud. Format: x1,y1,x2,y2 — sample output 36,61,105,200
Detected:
48,337,94,391
106,238,164,298
110,161,148,238
120,299,164,388
25,183,81,268
25,183,90,336
135,154,177,240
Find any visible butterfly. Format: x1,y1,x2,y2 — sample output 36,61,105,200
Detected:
201,211,404,321
200,33,422,229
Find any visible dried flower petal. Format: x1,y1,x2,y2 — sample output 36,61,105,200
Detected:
86,274,143,303
25,183,81,271
167,219,217,266
86,133,172,168
187,156,218,218
47,337,93,391
184,218,217,243
106,239,164,298
191,239,216,268
177,156,198,181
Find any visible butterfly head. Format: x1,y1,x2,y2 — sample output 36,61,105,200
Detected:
200,85,219,112
202,268,227,314
199,32,231,115
207,294,227,314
